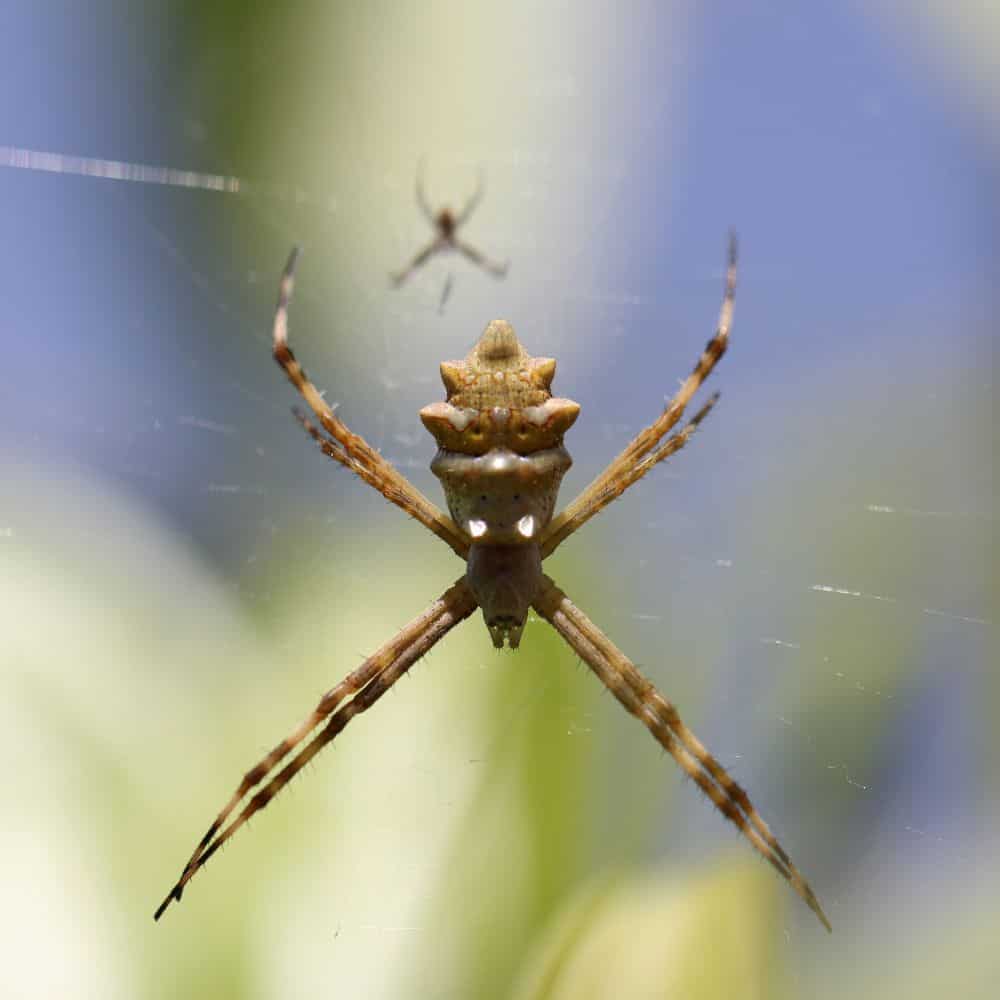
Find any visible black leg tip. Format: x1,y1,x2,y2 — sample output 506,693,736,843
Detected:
153,885,184,922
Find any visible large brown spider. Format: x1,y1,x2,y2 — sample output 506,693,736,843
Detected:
390,165,509,286
154,235,831,931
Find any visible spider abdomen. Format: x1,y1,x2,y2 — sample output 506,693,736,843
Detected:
431,444,569,647
430,445,570,544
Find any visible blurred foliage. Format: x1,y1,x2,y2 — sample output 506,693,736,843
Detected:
511,862,784,1000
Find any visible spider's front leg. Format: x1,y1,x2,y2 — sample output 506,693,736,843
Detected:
541,233,736,557
154,577,477,920
533,574,831,932
415,158,437,228
453,168,485,228
272,248,467,556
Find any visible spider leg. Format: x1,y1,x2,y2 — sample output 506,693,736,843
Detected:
454,167,485,228
390,236,447,286
154,577,477,920
293,409,470,557
453,238,509,279
438,273,455,315
541,393,719,557
542,233,736,556
533,575,831,932
415,158,436,227
272,248,467,557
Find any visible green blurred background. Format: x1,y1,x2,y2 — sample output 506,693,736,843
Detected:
1,3,995,998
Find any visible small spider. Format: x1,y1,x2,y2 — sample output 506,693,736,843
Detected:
154,235,831,931
390,165,509,286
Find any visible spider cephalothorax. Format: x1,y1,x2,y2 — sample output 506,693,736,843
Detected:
421,320,579,646
155,236,831,933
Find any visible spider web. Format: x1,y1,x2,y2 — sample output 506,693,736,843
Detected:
0,3,995,999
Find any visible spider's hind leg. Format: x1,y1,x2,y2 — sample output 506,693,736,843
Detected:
533,573,831,932
154,577,478,920
390,235,446,286
454,238,509,278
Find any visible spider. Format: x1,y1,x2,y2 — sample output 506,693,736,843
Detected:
390,165,509,286
154,234,831,931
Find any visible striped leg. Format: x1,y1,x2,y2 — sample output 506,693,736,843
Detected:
272,247,467,557
542,233,736,556
541,393,719,557
154,577,477,920
292,409,470,558
533,575,831,932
